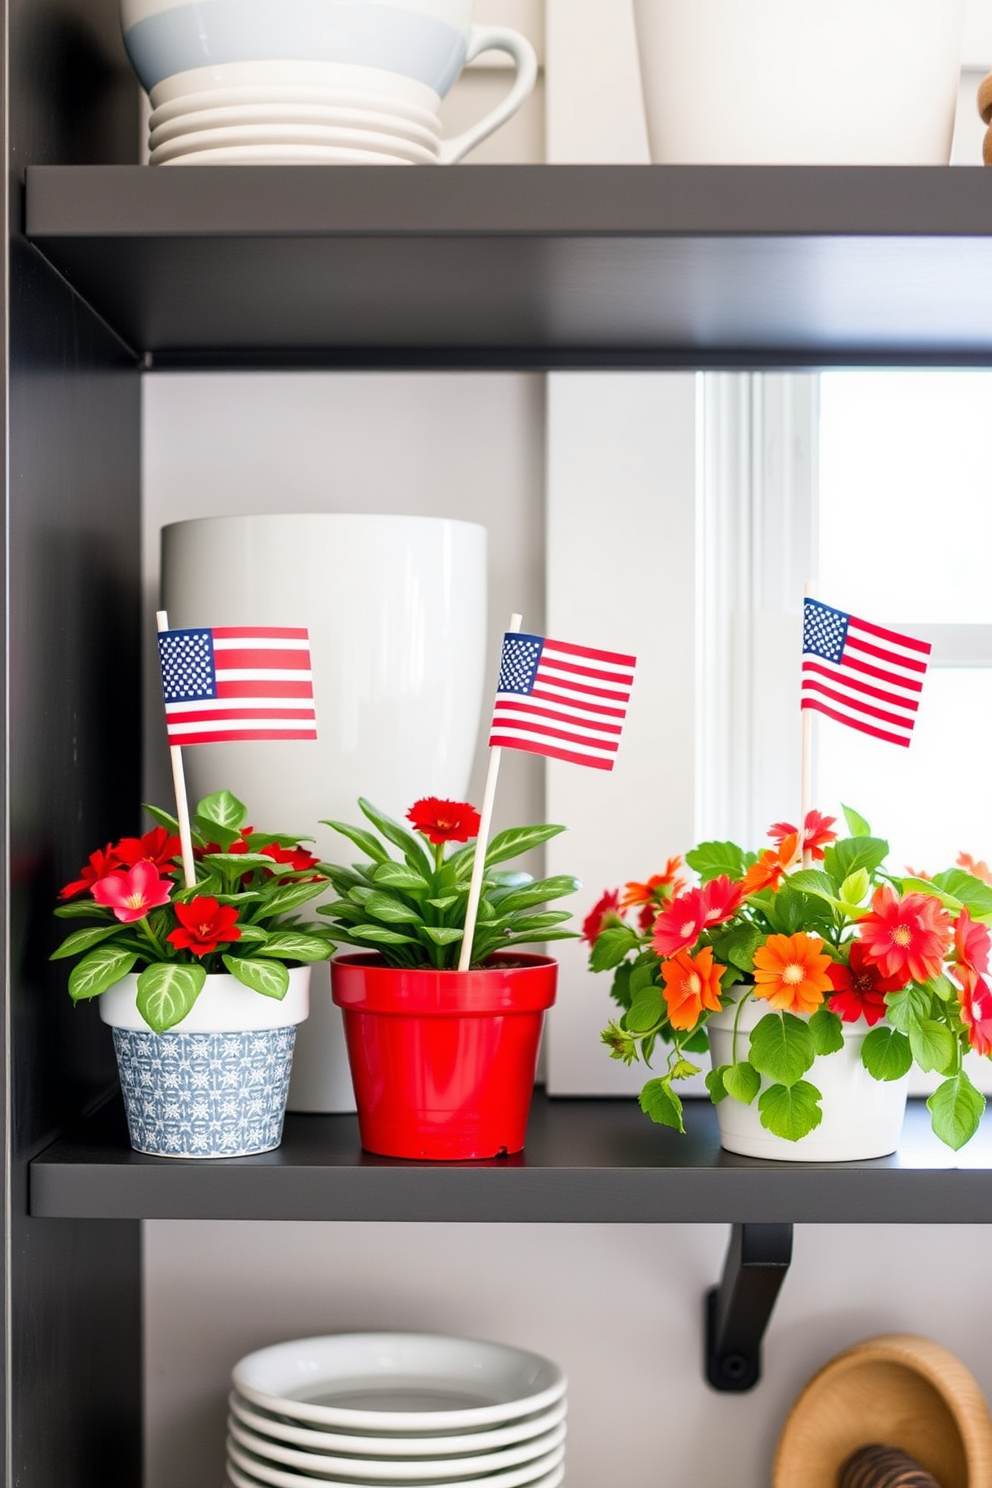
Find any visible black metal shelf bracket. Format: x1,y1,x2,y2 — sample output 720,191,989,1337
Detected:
705,1222,793,1392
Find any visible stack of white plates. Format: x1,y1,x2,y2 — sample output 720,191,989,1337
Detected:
148,85,442,165
226,1333,567,1488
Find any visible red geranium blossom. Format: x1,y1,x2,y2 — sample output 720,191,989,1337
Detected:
768,810,837,863
60,843,120,900
166,896,241,957
406,797,481,845
953,907,991,978
114,825,181,871
651,875,742,958
620,859,686,931
958,965,992,1056
827,941,904,1025
856,885,953,985
660,945,726,1030
581,888,622,945
260,841,324,875
91,861,173,923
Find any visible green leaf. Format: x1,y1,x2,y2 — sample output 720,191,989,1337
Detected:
823,836,889,883
350,924,419,945
54,899,114,919
321,819,392,865
609,960,633,1011
221,955,289,1000
625,986,664,1035
142,802,181,834
258,879,331,917
670,1057,701,1081
638,1077,685,1133
839,868,870,906
932,868,992,921
928,1072,985,1151
710,922,765,975
766,883,834,937
589,925,640,972
257,932,331,963
50,924,121,961
861,1026,913,1081
135,962,206,1031
500,911,573,934
421,926,464,947
195,790,248,832
485,823,566,867
362,891,422,924
809,1008,845,1056
748,1011,815,1087
67,944,139,1001
426,896,460,911
758,1081,823,1141
884,985,932,1034
909,1019,956,1075
683,839,746,882
492,876,581,913
899,876,964,912
705,1066,728,1102
357,798,432,874
723,1061,760,1105
841,804,872,838
372,861,429,893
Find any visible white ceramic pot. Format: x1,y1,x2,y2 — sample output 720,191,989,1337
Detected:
706,988,909,1162
101,968,310,1158
631,0,965,164
160,512,488,1112
120,0,538,164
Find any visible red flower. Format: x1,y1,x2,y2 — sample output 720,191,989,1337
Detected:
60,843,120,899
958,966,992,1056
827,941,904,1026
856,885,953,985
768,810,837,863
581,888,623,945
260,841,324,874
651,875,741,958
406,797,481,845
166,896,241,957
954,907,991,978
115,825,181,871
738,833,800,897
91,862,173,923
660,945,726,1030
620,859,686,931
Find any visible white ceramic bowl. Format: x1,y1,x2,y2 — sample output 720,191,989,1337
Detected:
230,1334,566,1433
225,1437,566,1488
148,104,443,151
148,81,443,130
632,0,965,164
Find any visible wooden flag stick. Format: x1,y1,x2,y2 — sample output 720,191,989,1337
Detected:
800,582,814,867
156,609,197,889
458,612,523,973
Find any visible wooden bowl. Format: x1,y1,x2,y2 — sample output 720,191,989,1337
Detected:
773,1334,992,1488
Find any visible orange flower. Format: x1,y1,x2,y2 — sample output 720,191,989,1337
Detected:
620,859,686,929
660,945,725,1030
752,931,834,1015
738,832,800,898
958,851,992,887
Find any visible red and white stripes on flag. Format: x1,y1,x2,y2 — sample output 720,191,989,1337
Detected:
801,598,930,748
157,625,317,745
488,632,636,770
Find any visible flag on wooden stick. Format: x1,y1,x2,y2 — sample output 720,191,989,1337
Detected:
157,625,317,745
801,598,930,748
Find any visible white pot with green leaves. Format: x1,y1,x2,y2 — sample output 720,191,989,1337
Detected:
51,788,333,1157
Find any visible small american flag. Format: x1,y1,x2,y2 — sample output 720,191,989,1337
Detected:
157,625,317,745
489,632,636,771
801,598,930,748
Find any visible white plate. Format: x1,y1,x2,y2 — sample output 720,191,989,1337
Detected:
226,1462,567,1488
228,1393,568,1456
148,84,440,131
150,126,437,165
227,1416,567,1481
231,1335,567,1432
149,104,441,151
226,1439,566,1488
155,144,426,166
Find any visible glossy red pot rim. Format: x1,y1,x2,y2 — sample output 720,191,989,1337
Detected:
330,951,558,1015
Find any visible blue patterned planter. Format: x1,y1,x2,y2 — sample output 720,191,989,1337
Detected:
112,1026,298,1158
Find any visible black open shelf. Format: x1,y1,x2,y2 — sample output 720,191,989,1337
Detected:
24,164,992,370
29,1092,992,1224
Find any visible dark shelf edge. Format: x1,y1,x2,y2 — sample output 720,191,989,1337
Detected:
28,1095,992,1225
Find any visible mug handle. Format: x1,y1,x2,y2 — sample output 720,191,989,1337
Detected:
437,25,539,164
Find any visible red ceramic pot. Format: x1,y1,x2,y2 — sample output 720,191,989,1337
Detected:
330,952,558,1160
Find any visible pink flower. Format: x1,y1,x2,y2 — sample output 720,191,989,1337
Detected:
91,861,172,923
959,967,992,1057
651,876,741,957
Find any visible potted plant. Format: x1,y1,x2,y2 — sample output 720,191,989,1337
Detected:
316,795,580,1160
586,807,992,1160
51,789,333,1158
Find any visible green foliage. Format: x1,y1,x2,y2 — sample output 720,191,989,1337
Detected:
758,1081,823,1141
638,1077,685,1133
684,840,747,882
861,1027,913,1081
928,1073,985,1151
748,1011,815,1087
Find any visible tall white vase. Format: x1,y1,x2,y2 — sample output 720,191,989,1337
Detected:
160,512,488,1111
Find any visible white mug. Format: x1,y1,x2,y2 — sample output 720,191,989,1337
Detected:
121,0,538,163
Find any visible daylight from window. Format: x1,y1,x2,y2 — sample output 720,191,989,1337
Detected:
814,370,992,874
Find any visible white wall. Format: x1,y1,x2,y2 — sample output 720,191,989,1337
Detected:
141,6,992,1487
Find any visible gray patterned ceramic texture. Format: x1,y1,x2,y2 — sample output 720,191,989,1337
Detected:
113,1026,297,1157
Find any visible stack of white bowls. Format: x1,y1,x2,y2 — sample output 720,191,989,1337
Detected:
226,1333,567,1488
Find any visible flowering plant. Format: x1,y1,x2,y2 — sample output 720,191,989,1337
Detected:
316,795,580,969
51,790,333,1032
587,807,992,1151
